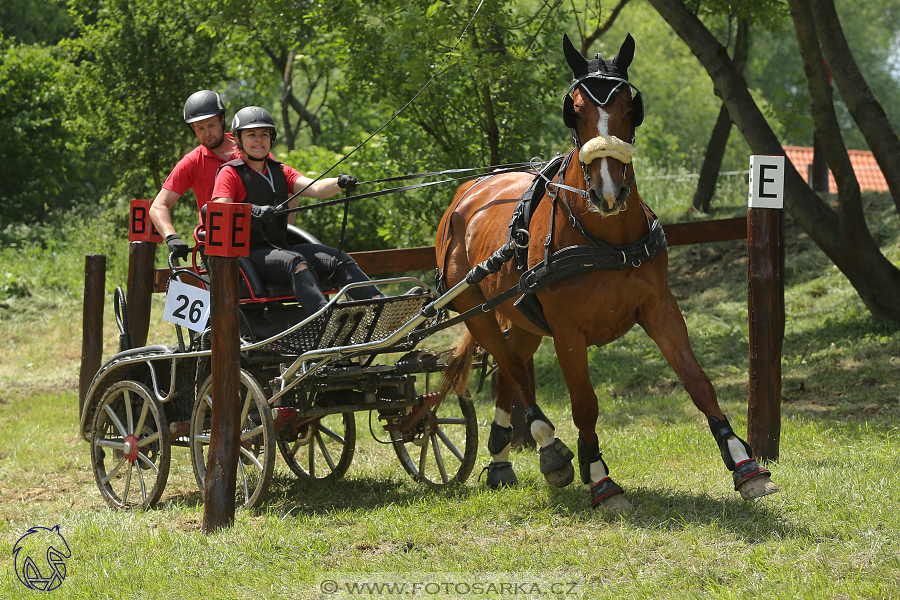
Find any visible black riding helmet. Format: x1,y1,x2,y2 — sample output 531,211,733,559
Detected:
183,90,226,124
231,106,278,152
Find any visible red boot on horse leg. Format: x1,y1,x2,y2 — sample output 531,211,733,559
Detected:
436,33,778,509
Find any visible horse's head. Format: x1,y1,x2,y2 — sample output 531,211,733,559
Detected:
562,33,644,217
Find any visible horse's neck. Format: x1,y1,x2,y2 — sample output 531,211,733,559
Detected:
559,160,648,247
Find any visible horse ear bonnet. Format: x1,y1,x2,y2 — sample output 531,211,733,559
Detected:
562,32,643,130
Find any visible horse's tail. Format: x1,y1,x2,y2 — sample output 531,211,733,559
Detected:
440,329,477,399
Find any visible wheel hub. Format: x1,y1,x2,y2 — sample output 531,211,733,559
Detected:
122,434,140,462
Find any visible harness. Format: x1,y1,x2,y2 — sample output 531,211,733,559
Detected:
426,54,662,338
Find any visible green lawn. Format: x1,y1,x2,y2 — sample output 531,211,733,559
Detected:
1,194,899,599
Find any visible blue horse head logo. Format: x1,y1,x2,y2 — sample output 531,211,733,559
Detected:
12,525,71,591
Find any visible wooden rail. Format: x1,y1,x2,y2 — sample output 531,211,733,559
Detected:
150,216,748,289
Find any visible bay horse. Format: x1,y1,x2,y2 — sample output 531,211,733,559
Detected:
436,33,778,510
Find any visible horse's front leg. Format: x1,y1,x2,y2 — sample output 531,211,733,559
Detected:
551,332,631,510
640,294,779,500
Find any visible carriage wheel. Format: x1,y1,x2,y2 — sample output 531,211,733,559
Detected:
90,380,171,510
390,393,478,486
190,370,275,509
277,412,356,481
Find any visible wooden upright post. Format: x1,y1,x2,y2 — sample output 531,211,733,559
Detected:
127,199,163,348
746,156,786,462
201,202,250,533
79,254,106,415
126,241,156,348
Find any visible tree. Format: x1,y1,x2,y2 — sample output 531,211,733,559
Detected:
805,0,900,215
64,0,225,197
691,16,749,214
647,0,900,322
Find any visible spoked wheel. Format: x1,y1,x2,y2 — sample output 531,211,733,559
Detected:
277,412,356,481
90,380,170,510
390,393,478,486
190,370,275,509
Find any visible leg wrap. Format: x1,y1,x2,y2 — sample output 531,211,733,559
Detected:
591,477,624,509
487,422,514,456
708,416,753,471
577,434,608,485
525,405,554,430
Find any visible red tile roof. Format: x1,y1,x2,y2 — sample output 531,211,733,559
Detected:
783,146,889,194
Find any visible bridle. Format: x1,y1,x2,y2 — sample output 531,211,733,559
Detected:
563,68,644,208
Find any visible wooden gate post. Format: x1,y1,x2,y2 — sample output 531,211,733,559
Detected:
201,203,250,533
79,254,107,415
127,199,163,348
746,156,786,462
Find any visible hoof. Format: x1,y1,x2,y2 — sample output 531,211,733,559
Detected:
737,474,780,500
482,461,518,489
591,477,629,511
539,438,574,473
598,493,632,512
543,462,575,488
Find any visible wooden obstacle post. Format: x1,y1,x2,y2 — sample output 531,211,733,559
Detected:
202,202,250,533
746,156,786,462
79,254,107,415
127,200,163,348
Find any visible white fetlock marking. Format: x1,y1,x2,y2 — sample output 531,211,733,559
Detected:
493,408,511,429
492,445,511,463
589,460,609,485
531,420,555,448
727,436,751,463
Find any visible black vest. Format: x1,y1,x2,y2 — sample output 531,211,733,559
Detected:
219,158,290,247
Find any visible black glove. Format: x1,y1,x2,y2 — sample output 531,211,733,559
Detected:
164,234,190,262
250,204,278,223
337,174,358,194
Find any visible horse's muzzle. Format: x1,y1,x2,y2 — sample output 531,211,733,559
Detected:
588,185,628,217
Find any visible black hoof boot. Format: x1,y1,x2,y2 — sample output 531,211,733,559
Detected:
539,438,575,487
481,461,518,489
590,477,625,509
709,416,778,499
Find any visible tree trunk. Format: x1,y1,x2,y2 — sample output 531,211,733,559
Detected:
808,0,900,214
646,0,900,322
788,0,900,318
691,17,750,214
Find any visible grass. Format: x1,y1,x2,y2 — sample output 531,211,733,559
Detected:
1,193,900,598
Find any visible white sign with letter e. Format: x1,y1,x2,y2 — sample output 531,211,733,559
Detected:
162,280,211,333
748,155,785,209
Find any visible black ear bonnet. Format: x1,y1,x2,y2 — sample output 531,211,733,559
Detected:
561,33,644,139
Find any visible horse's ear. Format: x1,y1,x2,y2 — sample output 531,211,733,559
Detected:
563,94,577,129
563,33,588,77
613,33,635,72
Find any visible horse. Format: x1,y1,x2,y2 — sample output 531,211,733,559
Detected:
435,33,778,510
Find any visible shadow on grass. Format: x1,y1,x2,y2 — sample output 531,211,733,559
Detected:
544,483,804,543
263,473,480,516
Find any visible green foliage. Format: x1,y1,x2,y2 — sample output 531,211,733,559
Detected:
0,0,74,45
0,41,110,227
63,0,226,199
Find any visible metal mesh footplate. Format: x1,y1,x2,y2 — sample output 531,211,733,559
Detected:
249,293,436,355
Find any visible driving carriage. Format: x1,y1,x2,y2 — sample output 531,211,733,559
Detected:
79,31,778,512
78,223,481,510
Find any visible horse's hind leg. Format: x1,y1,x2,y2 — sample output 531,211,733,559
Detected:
640,295,779,499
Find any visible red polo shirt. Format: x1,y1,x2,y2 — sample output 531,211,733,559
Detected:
212,161,304,203
162,134,236,219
